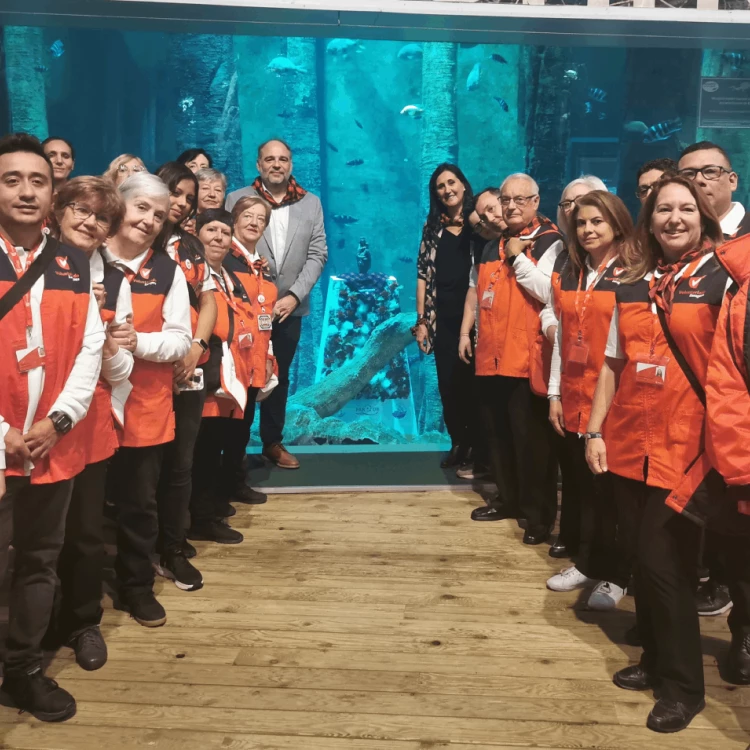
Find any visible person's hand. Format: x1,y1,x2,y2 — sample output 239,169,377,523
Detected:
174,343,203,385
265,358,274,386
458,334,473,364
416,323,430,354
273,295,299,323
24,418,60,462
109,316,137,353
545,324,557,345
4,427,30,469
586,437,608,475
92,283,106,310
549,399,565,437
506,237,534,258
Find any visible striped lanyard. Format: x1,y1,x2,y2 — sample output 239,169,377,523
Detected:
0,231,47,329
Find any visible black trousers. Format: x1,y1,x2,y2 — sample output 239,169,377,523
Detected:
478,375,558,529
260,316,302,446
109,444,165,598
191,387,260,523
433,314,477,450
612,471,750,705
559,432,628,586
0,477,72,673
55,459,109,637
156,389,205,550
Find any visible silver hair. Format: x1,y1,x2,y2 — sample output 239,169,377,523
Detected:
561,175,608,197
118,172,170,206
500,173,540,195
196,167,227,190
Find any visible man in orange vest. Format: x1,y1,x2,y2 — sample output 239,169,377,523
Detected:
470,173,563,546
0,134,104,722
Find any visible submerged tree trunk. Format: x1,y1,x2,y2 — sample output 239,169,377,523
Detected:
3,26,49,139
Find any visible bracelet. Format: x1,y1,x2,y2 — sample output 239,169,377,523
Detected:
459,333,471,338
548,395,561,401
584,432,603,441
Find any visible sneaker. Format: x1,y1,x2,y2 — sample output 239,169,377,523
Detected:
182,538,197,559
124,592,167,627
154,550,204,592
546,566,596,592
696,580,733,616
187,520,244,545
67,626,107,671
1,667,76,722
230,485,267,505
588,581,626,611
456,463,491,480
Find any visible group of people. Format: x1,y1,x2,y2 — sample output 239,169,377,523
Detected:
417,142,750,733
0,134,327,722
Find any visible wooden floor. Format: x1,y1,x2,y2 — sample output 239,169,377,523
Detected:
0,489,747,749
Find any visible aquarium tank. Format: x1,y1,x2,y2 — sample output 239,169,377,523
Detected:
2,22,750,453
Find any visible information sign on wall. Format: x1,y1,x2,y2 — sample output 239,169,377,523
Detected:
699,78,750,129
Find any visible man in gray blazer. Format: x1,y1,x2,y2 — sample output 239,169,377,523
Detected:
226,139,327,469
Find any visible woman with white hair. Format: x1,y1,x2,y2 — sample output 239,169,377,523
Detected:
556,175,608,239
196,168,227,213
103,173,192,628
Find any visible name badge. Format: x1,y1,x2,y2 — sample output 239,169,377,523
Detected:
258,314,273,331
16,346,45,374
238,332,253,350
634,354,670,387
480,290,495,310
567,342,589,366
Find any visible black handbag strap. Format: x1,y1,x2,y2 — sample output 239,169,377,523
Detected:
656,304,706,407
0,236,59,324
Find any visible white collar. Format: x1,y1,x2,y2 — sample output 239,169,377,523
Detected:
89,247,105,282
101,245,151,273
721,202,745,236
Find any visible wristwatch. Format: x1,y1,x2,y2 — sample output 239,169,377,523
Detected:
584,431,603,442
49,411,73,435
192,338,208,352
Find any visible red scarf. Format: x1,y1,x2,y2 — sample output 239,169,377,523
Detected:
251,176,307,208
648,242,712,313
440,213,464,229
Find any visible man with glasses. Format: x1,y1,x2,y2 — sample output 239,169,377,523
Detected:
469,173,562,548
678,142,748,239
635,158,677,206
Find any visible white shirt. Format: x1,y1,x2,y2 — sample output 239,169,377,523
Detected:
721,202,746,237
166,234,215,293
101,247,192,363
0,234,105,475
268,205,290,267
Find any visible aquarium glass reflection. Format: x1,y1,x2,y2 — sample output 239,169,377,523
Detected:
2,25,749,449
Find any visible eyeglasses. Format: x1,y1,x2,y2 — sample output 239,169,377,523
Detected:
557,198,579,212
117,163,146,174
635,183,659,199
499,194,538,208
678,165,731,182
66,202,111,229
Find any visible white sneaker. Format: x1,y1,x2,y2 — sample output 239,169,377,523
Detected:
546,566,596,592
587,581,626,611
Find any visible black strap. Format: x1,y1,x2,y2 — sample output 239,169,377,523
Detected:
0,236,59,324
656,305,706,406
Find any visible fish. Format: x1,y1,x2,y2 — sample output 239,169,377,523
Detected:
588,87,607,103
346,159,364,166
467,62,482,91
623,120,649,134
327,142,339,153
277,110,295,119
490,53,508,64
493,97,509,112
266,56,307,75
332,214,359,225
400,104,424,119
49,40,64,58
598,112,607,121
722,51,746,68
563,69,578,81
34,65,49,74
361,183,370,193
337,239,346,248
397,255,414,264
392,407,407,419
731,82,750,92
326,38,364,56
355,119,364,130
584,101,592,115
643,117,683,144
179,96,195,112
397,43,423,61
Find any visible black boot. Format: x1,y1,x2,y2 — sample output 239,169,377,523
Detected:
67,626,108,671
646,697,705,733
727,632,750,684
2,667,76,722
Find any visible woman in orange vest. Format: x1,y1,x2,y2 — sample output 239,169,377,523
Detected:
151,162,217,592
49,177,132,671
585,175,750,732
189,208,274,543
103,173,192,628
544,191,634,611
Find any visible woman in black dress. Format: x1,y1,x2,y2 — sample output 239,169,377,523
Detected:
415,163,476,468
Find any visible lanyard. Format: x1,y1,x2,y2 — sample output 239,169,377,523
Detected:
573,256,614,339
0,231,47,329
215,268,244,316
233,240,270,307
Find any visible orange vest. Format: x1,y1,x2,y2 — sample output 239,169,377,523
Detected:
120,251,178,448
551,252,620,434
0,238,91,483
170,235,208,334
475,220,561,380
605,256,727,492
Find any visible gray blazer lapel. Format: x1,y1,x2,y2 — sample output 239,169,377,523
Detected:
280,202,301,272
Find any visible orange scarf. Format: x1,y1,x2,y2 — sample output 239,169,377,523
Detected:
252,176,307,208
649,242,711,314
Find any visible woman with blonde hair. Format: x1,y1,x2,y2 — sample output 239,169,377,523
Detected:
103,154,147,186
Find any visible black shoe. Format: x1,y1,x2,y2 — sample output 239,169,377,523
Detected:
440,445,464,469
155,550,204,592
1,667,76,722
230,485,267,505
68,626,107,671
613,664,656,691
696,580,732,616
187,520,244,545
182,539,197,559
727,633,750,684
217,501,236,518
646,697,705,733
548,540,570,559
523,525,551,545
470,505,518,522
123,591,167,627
